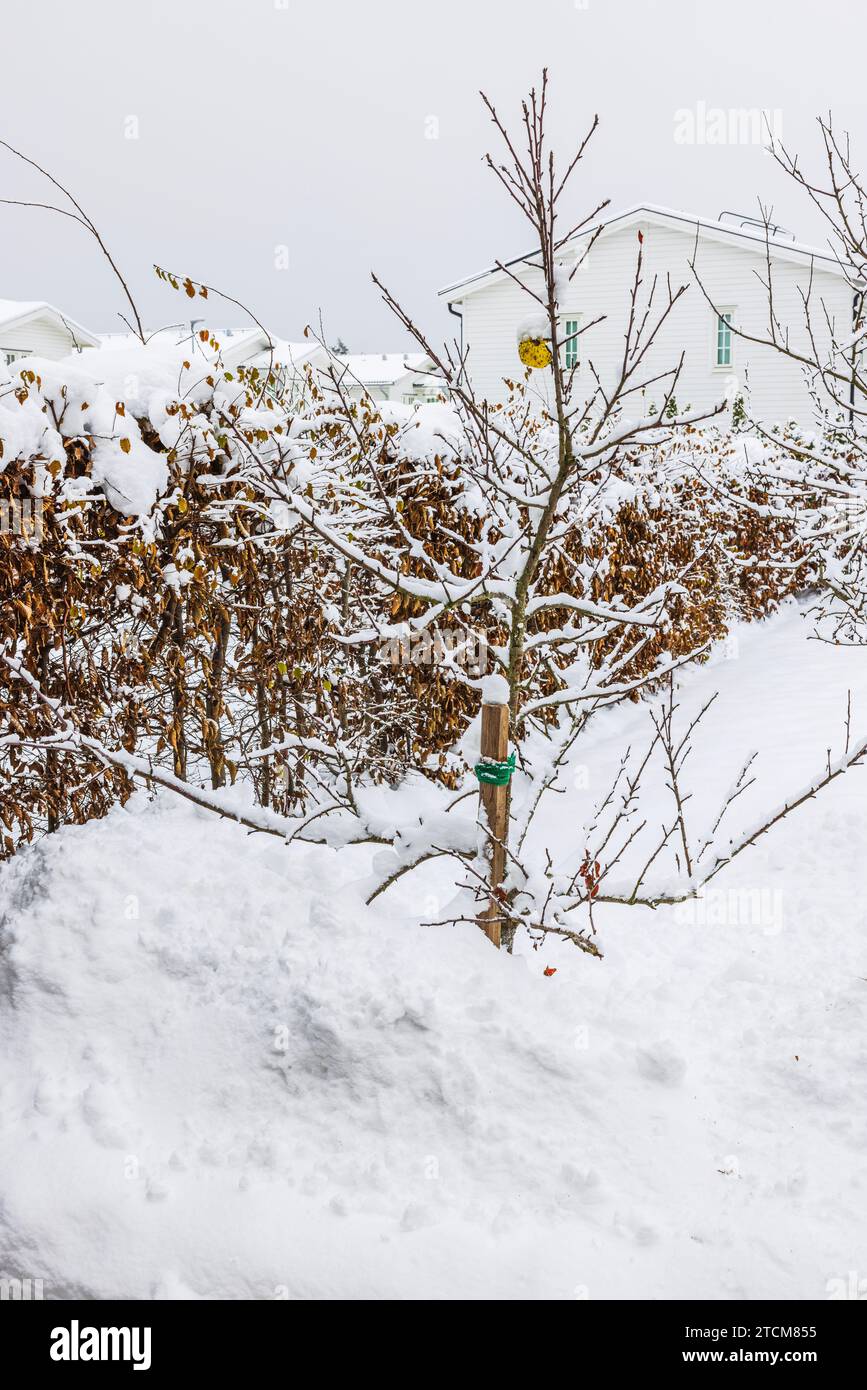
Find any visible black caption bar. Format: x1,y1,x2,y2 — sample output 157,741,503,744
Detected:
2,1298,862,1375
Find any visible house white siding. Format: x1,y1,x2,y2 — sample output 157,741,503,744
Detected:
448,214,855,427
0,301,98,363
0,316,92,362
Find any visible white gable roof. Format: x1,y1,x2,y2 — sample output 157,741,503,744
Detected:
439,203,851,303
0,298,99,348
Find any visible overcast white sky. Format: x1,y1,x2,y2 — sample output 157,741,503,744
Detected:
2,0,864,349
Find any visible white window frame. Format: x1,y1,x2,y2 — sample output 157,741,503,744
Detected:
714,310,735,370
562,315,581,371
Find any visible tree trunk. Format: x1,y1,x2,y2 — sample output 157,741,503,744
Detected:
477,697,509,948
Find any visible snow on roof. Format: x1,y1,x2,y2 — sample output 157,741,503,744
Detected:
272,339,327,367
438,203,850,301
95,328,326,369
336,352,432,386
0,297,99,347
97,327,195,348
0,298,43,321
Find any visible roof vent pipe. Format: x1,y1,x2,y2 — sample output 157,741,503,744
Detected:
718,210,796,240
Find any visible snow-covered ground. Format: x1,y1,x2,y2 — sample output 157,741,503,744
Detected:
1,603,866,1300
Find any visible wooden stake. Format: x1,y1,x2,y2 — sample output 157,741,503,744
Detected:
477,697,509,948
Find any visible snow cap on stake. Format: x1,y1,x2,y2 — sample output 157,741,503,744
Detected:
481,673,510,705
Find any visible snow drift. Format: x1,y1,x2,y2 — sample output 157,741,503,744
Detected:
1,608,867,1299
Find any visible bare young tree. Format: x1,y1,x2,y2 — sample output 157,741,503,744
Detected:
246,72,735,942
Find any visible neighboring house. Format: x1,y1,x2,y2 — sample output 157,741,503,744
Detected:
219,329,330,392
216,338,444,407
333,352,443,405
439,205,857,426
62,321,445,410
95,326,332,399
0,299,99,363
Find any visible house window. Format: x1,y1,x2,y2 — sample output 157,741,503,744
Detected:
715,312,733,368
403,390,443,405
563,318,580,370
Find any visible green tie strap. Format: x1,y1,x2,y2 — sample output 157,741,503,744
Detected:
473,751,516,786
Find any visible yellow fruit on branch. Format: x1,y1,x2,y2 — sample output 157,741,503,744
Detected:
518,337,553,369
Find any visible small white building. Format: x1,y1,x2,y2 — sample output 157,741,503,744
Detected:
83,326,445,410
332,352,443,405
0,299,99,363
219,329,330,390
211,339,444,407
94,327,330,398
439,205,857,427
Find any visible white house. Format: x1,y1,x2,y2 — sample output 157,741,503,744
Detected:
333,352,443,405
0,299,99,363
218,329,330,390
88,327,445,409
439,205,857,427
193,333,444,407
94,327,331,398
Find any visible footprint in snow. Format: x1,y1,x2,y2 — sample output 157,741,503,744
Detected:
635,1042,687,1087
